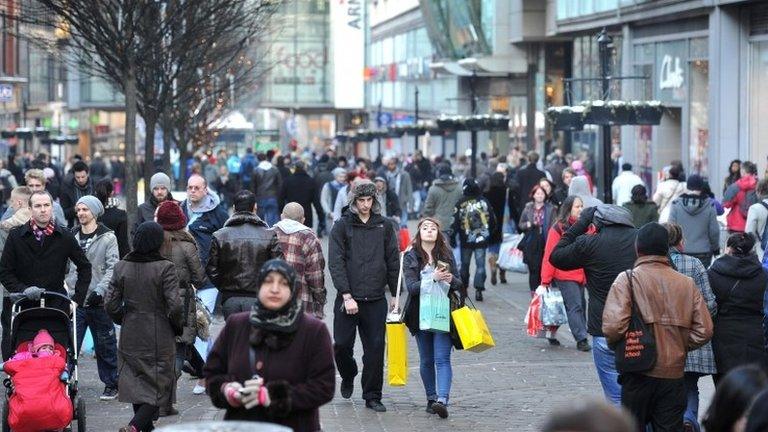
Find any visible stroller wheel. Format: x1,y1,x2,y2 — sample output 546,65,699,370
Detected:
75,397,86,432
2,396,9,432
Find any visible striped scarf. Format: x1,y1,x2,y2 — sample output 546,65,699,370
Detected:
30,220,55,243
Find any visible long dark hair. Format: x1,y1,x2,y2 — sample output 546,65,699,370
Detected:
411,217,453,266
630,184,648,204
702,364,768,432
556,195,581,227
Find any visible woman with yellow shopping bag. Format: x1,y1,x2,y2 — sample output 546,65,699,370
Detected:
403,218,464,419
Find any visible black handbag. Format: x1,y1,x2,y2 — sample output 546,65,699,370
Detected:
614,270,657,374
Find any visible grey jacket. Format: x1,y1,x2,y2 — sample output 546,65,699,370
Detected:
668,193,720,255
66,224,119,303
423,177,463,231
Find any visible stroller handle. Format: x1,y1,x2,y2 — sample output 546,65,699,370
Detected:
10,290,74,307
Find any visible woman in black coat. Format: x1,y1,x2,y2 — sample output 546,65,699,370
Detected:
484,172,507,285
95,179,130,258
708,232,768,382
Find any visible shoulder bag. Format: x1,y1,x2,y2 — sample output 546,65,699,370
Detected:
615,270,657,374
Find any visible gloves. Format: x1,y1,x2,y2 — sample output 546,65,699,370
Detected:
240,377,269,409
23,286,44,301
86,291,103,307
222,382,243,407
567,206,597,239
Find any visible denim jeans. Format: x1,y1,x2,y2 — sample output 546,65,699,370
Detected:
76,306,119,388
414,330,453,404
193,288,218,362
592,336,622,406
554,280,588,342
684,372,706,431
400,208,409,228
256,197,280,227
460,247,487,291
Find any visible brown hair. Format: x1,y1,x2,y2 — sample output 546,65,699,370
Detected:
662,222,684,247
411,217,453,265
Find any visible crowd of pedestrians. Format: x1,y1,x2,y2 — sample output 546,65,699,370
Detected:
1,143,768,432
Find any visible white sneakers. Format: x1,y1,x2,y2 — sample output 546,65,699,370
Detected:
192,384,206,395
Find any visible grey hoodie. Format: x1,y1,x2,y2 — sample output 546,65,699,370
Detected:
66,223,119,303
423,177,463,231
668,193,720,255
569,175,603,208
594,204,635,228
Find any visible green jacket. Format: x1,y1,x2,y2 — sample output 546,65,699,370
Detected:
622,201,659,228
423,177,463,231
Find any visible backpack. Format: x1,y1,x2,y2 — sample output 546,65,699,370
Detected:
739,189,759,218
458,198,491,244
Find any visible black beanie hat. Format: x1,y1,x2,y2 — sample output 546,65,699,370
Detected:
686,174,705,192
636,222,670,257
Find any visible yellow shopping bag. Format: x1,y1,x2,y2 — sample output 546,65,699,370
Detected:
451,305,495,353
386,322,408,386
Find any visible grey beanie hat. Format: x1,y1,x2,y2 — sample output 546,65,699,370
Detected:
150,172,172,191
77,195,104,218
331,167,347,178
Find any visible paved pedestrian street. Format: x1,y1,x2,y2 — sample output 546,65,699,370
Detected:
69,225,714,431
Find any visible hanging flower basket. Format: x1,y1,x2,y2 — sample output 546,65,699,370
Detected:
34,127,50,138
436,115,468,131
485,114,510,131
334,133,349,143
1,131,15,139
386,125,406,138
15,128,32,139
368,129,387,140
466,115,485,130
546,106,585,131
582,100,631,125
629,101,663,125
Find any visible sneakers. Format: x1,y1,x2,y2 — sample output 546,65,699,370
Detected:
192,384,206,395
431,401,449,419
547,338,561,346
340,379,353,399
365,399,387,412
100,386,118,401
118,426,137,432
577,339,592,352
475,290,483,302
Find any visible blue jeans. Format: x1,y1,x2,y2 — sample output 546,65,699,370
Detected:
194,288,218,362
414,330,453,404
257,197,279,227
460,247,486,291
592,336,622,405
684,372,706,431
76,306,118,388
400,208,409,228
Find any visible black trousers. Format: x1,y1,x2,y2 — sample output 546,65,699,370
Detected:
620,373,685,432
333,296,387,401
131,403,158,431
2,296,12,360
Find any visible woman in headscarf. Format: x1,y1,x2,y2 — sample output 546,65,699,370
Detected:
203,259,335,430
106,222,183,432
156,201,209,416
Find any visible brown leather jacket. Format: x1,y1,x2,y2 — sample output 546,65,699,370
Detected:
602,255,713,379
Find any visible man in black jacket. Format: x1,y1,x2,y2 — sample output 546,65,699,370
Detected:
206,190,283,318
0,190,92,359
134,172,174,236
549,204,637,405
280,161,323,229
60,160,94,227
515,151,547,214
329,179,399,413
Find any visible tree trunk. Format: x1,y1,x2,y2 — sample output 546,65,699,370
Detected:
162,124,172,176
124,67,139,237
176,130,189,190
143,112,157,200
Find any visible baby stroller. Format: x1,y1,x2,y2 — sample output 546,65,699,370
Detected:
1,291,85,432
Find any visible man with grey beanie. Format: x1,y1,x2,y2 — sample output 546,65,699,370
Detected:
134,172,174,237
67,194,120,400
329,179,400,412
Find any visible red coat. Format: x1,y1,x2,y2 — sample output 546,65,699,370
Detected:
540,221,590,286
4,355,72,432
723,175,757,232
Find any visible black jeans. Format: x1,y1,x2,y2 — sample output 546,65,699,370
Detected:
333,296,387,401
620,373,685,432
2,296,12,360
131,403,158,431
76,306,119,388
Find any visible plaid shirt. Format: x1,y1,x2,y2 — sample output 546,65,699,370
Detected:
275,226,326,318
670,248,718,374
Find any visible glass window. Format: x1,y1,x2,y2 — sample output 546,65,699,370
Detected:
749,41,768,177
382,37,394,64
689,59,709,176
690,37,708,60
394,33,407,63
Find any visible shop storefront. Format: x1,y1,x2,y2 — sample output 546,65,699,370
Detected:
628,19,709,188
747,5,768,177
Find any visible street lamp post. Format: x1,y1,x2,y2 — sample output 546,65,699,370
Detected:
598,29,614,204
376,101,382,157
470,74,478,178
414,86,419,156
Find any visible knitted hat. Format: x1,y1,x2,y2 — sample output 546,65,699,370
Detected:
150,172,172,191
636,222,669,257
331,167,347,178
77,195,104,218
686,174,705,192
156,201,187,231
32,329,54,352
132,221,165,254
347,179,381,215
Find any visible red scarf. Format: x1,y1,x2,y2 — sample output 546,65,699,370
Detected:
30,220,55,243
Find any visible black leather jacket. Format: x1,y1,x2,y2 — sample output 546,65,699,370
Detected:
205,212,283,300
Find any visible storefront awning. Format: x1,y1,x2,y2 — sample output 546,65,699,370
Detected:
429,61,473,77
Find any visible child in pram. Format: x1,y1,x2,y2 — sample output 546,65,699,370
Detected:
2,329,73,432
